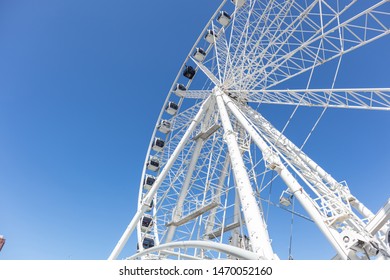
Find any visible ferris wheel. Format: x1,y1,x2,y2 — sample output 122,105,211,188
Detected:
109,0,390,260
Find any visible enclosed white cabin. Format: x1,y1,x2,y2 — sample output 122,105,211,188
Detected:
151,137,165,152
147,157,160,172
142,234,155,249
137,234,155,250
165,101,178,115
183,65,196,79
231,0,246,8
174,83,187,97
144,199,154,212
193,47,206,62
143,175,156,191
141,215,153,233
157,119,171,134
217,11,231,26
204,29,217,44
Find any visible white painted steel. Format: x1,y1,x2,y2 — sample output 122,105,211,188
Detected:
110,0,390,260
108,97,211,260
215,88,274,259
221,92,352,259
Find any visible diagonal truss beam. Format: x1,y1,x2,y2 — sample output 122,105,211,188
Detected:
242,88,390,110
251,0,390,89
179,88,390,111
220,0,389,90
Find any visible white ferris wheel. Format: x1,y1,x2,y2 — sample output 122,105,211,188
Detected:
109,0,390,260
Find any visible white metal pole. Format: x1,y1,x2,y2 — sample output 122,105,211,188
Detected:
165,98,216,243
215,88,275,259
108,97,211,260
231,187,241,248
165,138,204,243
204,155,230,239
221,93,352,260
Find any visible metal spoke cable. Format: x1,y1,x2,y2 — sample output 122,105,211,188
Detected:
299,7,345,150
272,38,324,149
299,54,343,150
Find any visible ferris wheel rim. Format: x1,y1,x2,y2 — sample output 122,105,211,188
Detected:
135,0,228,209
111,0,390,260
135,0,233,250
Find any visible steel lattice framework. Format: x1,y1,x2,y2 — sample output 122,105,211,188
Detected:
109,0,390,260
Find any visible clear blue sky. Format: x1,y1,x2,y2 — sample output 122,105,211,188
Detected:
0,1,389,260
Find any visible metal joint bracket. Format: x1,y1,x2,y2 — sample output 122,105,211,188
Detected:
223,129,238,140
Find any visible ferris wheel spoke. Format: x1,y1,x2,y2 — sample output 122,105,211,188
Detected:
222,0,389,90
221,91,390,260
246,0,390,89
239,88,390,110
191,58,221,86
227,0,300,87
112,1,390,260
212,23,232,83
226,0,330,87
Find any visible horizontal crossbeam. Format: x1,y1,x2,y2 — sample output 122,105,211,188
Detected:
240,88,390,110
166,201,219,227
